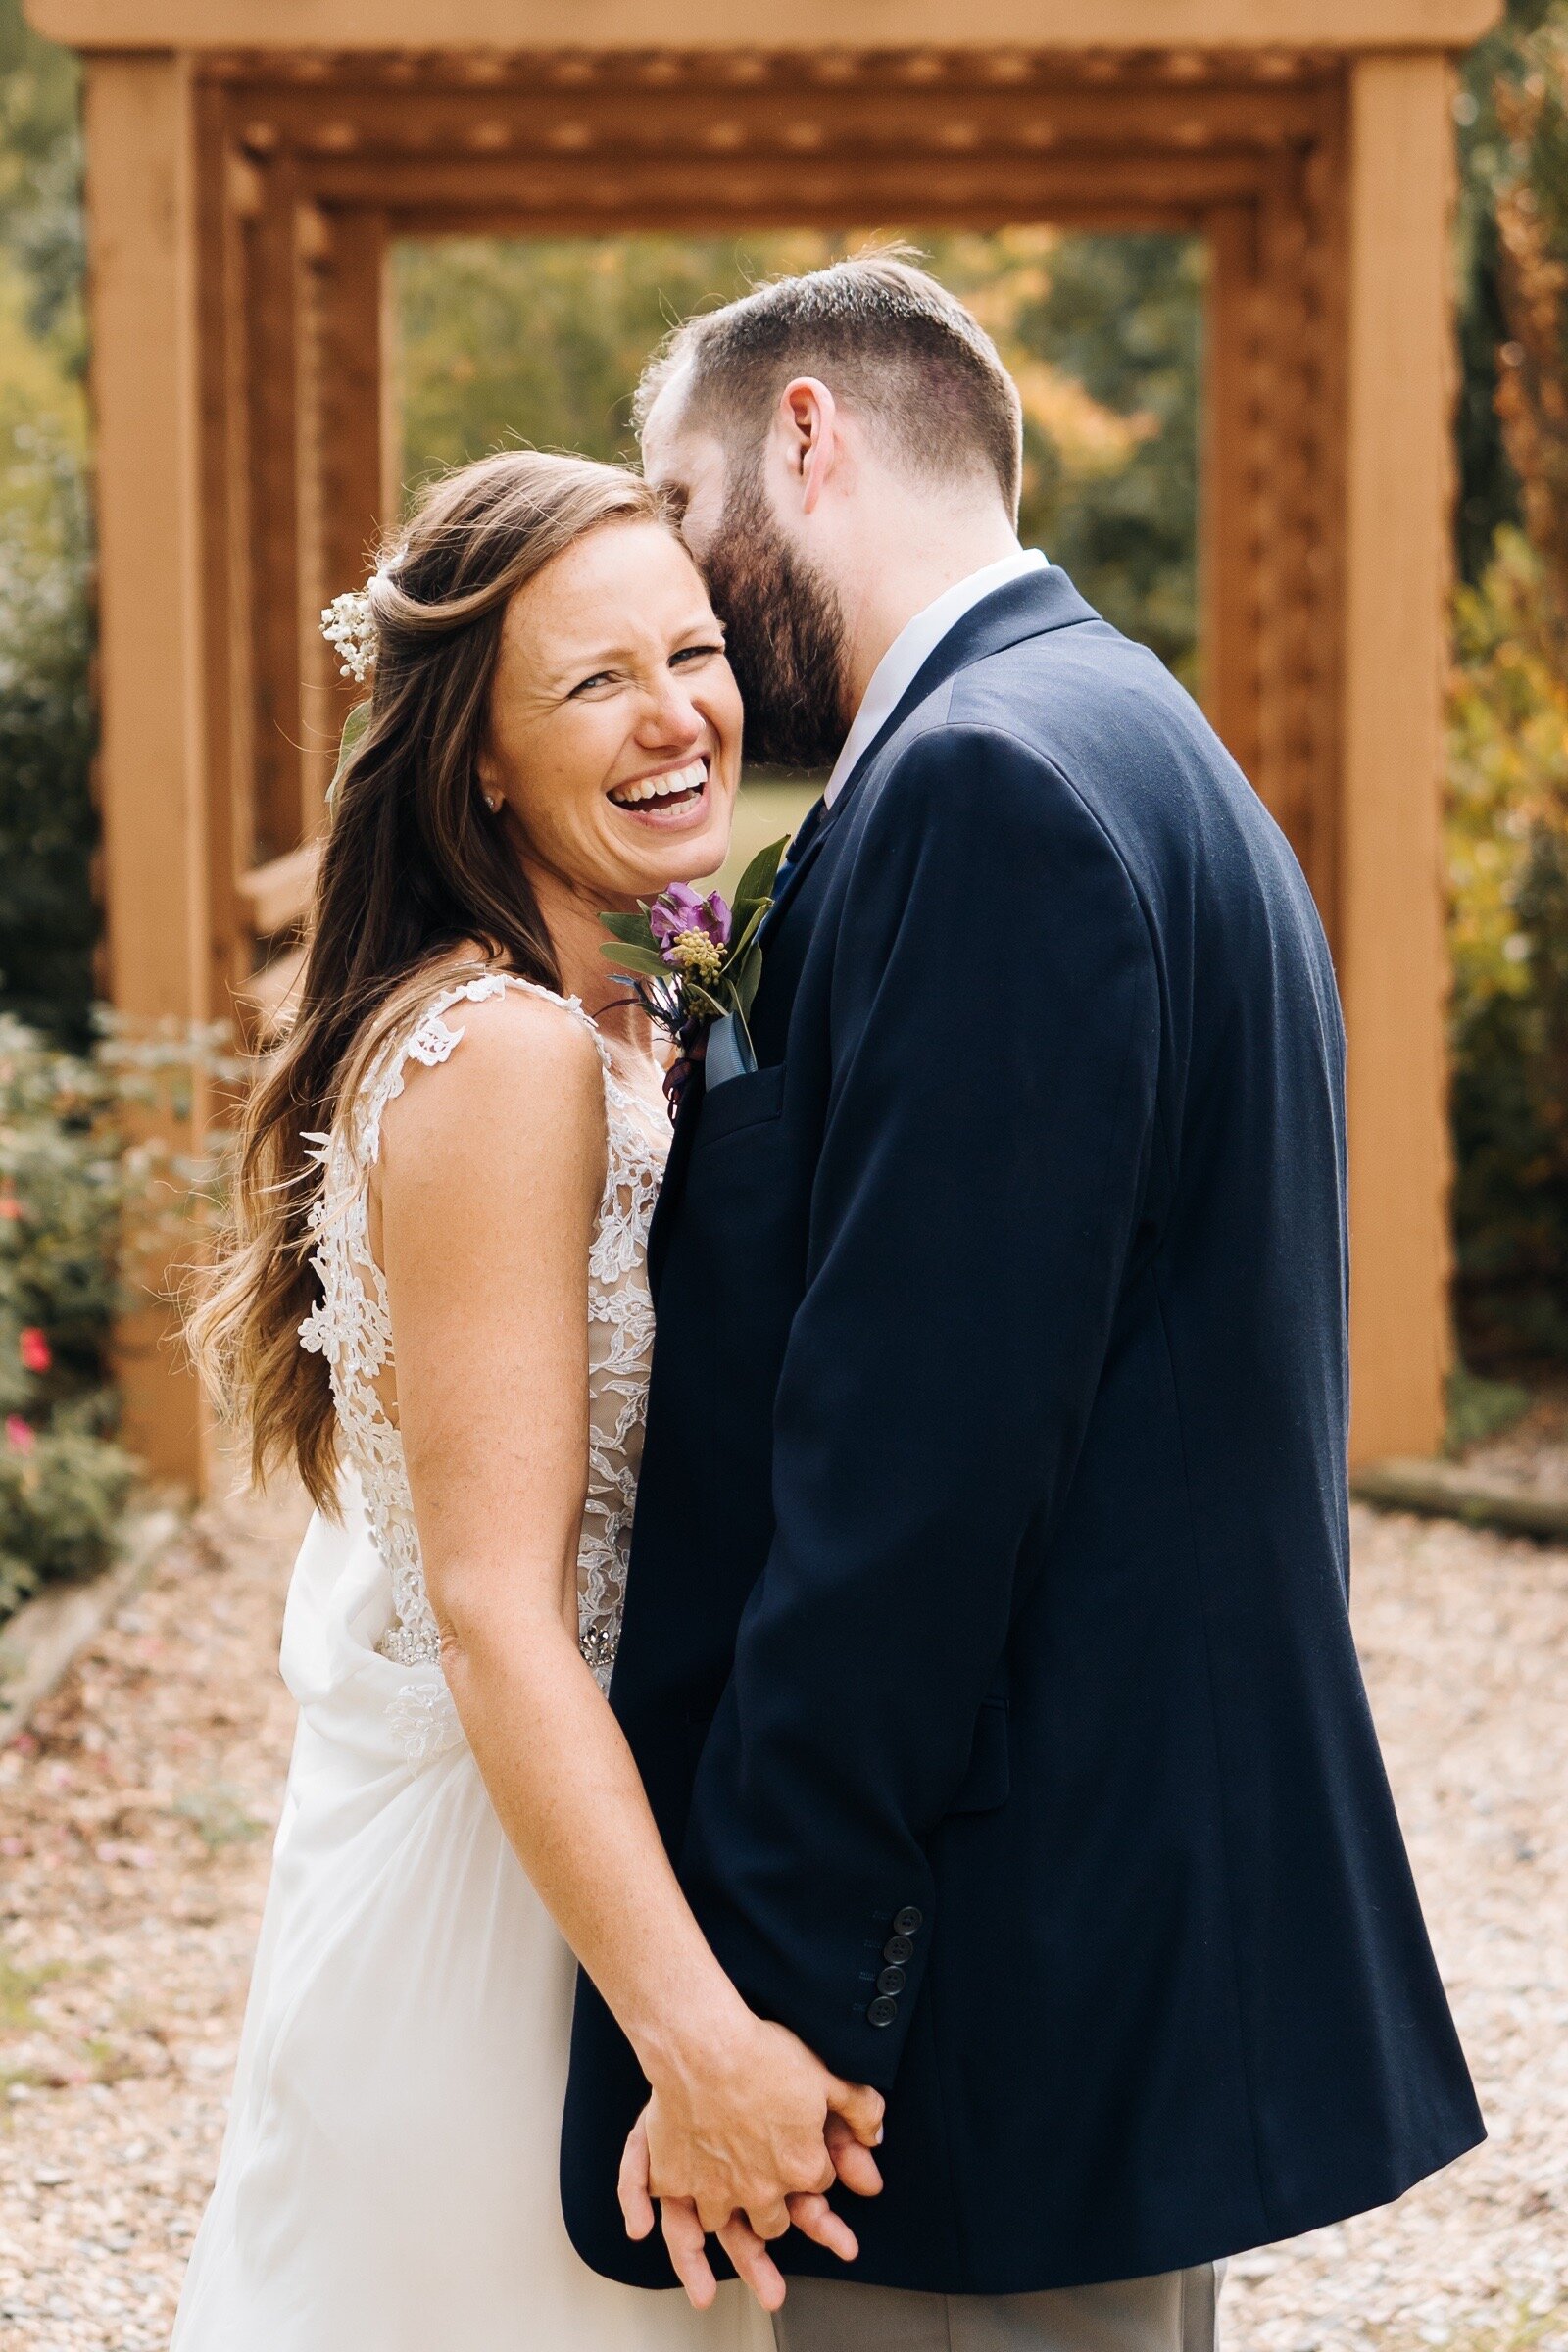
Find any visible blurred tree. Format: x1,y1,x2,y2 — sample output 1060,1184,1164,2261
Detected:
1454,0,1556,582
1447,0,1568,1366
1492,14,1568,629
939,230,1201,684
0,0,83,364
396,233,840,477
1448,531,1568,1360
0,0,93,1047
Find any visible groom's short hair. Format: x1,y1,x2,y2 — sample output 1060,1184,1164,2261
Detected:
637,253,1023,517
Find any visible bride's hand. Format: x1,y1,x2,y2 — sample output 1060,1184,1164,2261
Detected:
620,2119,882,2312
617,2022,884,2310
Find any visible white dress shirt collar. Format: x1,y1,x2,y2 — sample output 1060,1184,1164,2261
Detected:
822,548,1050,807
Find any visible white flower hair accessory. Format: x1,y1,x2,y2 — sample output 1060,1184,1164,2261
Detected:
320,585,378,684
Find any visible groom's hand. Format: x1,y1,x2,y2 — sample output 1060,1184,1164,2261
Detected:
617,2017,883,2310
619,2111,884,2313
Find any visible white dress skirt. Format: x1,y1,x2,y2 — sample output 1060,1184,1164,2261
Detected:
171,976,770,2352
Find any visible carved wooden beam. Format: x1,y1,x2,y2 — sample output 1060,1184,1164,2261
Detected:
26,1,1502,55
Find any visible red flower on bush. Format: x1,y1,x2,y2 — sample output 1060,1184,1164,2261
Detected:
19,1328,51,1375
5,1415,34,1454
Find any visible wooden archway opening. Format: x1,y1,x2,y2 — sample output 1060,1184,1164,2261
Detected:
31,9,1494,1479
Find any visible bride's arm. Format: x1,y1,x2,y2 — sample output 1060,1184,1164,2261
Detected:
374,993,879,2307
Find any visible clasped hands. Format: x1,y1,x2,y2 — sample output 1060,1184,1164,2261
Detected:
617,2013,885,2313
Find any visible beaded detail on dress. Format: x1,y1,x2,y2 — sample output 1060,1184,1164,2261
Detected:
297,973,668,1759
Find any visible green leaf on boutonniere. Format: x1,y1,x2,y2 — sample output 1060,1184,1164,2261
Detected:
730,836,790,919
597,938,669,979
600,909,660,947
730,939,767,1021
594,838,791,1108
729,893,769,951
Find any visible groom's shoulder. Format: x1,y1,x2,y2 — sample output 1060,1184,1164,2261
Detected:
862,617,1213,838
957,613,1219,775
845,703,1146,926
844,617,1280,944
925,610,1260,856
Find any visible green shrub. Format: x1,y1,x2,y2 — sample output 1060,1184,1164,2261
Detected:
0,262,93,1047
0,1013,127,1611
1447,528,1568,1362
0,1417,133,1616
0,1009,228,1621
1445,1363,1533,1456
0,426,93,1046
0,0,94,1048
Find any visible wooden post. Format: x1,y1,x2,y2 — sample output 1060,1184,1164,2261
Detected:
301,204,391,826
1341,53,1455,1465
82,53,209,1484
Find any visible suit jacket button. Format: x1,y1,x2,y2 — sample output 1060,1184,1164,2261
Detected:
883,1935,914,1966
893,1906,924,1936
867,1995,899,2028
877,1965,906,1996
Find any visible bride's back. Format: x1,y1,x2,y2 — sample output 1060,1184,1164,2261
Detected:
300,965,668,1757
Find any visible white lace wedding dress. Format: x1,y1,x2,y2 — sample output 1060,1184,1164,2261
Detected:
171,975,770,2352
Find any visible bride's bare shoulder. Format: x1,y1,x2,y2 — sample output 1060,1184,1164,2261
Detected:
373,976,607,1200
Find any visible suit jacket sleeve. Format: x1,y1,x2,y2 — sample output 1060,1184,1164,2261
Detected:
678,722,1162,2088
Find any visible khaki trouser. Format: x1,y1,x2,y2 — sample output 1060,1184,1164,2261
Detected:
772,2260,1225,2352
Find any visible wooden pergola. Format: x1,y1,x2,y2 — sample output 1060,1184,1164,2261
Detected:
27,0,1498,1483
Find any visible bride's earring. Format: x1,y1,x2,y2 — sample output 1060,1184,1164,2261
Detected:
483,791,502,814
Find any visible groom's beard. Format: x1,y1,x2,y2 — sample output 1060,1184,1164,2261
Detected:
701,465,852,773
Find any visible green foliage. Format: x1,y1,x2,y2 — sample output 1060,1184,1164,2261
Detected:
0,0,92,1048
1447,530,1568,1360
0,1419,133,1617
394,227,1200,681
0,1010,229,1621
1446,4,1568,1369
0,0,82,364
1455,0,1543,577
953,230,1201,683
0,1011,126,1403
0,344,94,1046
396,233,775,475
1451,0,1568,583
1445,1363,1533,1456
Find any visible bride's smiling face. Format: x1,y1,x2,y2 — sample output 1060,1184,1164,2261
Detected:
480,518,742,908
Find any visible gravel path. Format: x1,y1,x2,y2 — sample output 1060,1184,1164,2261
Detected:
0,1489,1562,2352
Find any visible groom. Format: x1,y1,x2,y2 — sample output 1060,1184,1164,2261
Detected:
561,255,1484,2346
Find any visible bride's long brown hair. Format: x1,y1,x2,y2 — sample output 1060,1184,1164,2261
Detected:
188,451,667,1510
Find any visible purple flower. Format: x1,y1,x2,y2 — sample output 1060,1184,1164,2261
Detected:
649,884,731,963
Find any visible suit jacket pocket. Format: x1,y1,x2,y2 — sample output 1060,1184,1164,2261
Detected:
946,1696,1012,1816
699,1062,786,1144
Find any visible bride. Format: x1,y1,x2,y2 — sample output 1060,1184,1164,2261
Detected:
175,452,881,2349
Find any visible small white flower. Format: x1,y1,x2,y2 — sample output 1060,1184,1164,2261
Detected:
320,588,377,684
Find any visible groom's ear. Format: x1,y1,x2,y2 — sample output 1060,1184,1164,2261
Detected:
777,377,841,515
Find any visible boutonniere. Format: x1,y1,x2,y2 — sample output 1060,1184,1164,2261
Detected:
600,836,789,1115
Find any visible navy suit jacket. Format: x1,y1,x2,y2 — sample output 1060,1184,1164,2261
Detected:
562,566,1483,2295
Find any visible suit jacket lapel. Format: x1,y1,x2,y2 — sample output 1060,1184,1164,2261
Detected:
755,794,834,950
648,566,1102,1295
647,1076,697,1299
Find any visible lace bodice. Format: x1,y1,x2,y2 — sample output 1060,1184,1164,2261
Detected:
298,973,668,1757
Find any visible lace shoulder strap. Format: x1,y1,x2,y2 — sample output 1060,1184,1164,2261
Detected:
297,967,613,1491
347,971,609,1172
